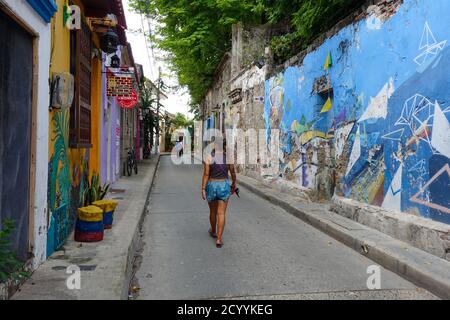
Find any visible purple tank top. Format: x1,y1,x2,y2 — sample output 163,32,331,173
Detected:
209,152,228,179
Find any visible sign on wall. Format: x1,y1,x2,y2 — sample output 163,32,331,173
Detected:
117,89,138,109
107,72,134,97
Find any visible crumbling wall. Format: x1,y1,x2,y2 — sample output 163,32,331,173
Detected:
203,54,232,133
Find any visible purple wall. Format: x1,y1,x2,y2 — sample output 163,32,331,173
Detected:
101,53,121,185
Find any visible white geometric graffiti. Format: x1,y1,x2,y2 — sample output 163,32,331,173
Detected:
395,94,433,127
383,94,450,158
444,105,450,114
358,78,395,123
430,101,450,158
414,22,447,67
408,159,426,174
345,125,361,176
392,94,433,146
382,164,403,212
382,128,405,141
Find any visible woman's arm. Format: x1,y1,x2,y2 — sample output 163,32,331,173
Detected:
229,164,237,189
201,156,210,200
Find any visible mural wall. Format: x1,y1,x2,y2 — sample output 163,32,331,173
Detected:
47,0,96,256
264,0,450,224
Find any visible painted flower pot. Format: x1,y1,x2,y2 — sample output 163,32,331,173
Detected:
93,199,119,229
74,206,104,242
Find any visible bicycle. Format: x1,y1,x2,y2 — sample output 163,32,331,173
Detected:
125,148,138,176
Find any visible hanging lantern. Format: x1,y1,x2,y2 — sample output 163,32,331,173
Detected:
101,28,119,54
110,54,121,68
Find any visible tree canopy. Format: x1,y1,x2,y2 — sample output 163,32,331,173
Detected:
171,112,194,130
130,0,365,111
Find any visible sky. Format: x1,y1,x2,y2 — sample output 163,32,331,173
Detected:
122,0,192,118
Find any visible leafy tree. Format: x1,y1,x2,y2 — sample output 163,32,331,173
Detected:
139,78,165,149
130,0,367,110
130,0,259,108
171,112,193,130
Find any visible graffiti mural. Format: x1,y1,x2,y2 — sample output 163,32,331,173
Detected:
47,110,71,256
47,109,91,256
264,0,450,223
48,110,70,214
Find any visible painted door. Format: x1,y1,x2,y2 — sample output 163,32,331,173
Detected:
0,9,33,260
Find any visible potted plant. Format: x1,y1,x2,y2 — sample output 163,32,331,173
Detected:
83,173,110,207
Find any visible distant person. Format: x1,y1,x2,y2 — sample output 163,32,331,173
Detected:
176,137,184,157
201,139,237,248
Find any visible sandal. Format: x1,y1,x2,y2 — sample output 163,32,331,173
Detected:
216,240,223,248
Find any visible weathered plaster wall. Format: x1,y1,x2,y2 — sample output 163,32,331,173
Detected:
2,0,52,267
263,0,450,224
228,65,267,176
204,54,232,133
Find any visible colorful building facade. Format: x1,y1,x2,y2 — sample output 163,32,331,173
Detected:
46,0,141,257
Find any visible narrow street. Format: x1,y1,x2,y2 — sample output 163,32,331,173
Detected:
2,0,450,305
131,156,434,300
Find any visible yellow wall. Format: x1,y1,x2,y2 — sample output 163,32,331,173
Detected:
48,0,103,219
89,57,102,177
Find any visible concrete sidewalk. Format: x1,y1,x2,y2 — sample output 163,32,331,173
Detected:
237,174,450,300
12,156,160,300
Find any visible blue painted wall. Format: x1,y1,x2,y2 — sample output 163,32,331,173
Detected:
264,0,450,224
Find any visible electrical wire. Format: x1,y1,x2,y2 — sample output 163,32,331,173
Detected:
140,13,154,81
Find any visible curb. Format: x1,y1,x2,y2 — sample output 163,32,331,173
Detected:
122,154,161,300
330,195,450,261
238,176,450,300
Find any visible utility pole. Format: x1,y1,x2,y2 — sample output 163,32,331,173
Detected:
155,67,161,153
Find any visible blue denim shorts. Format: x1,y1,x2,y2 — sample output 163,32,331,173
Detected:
206,180,231,202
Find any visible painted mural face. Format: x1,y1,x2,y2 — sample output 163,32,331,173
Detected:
264,0,450,224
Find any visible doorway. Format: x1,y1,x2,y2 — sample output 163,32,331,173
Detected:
0,8,34,260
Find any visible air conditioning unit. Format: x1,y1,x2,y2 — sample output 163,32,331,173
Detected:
50,72,74,110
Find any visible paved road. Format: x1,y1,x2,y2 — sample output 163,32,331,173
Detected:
132,156,435,300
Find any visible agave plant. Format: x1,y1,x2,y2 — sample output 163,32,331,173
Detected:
83,173,110,207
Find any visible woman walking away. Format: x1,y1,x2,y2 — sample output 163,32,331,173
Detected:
201,140,236,248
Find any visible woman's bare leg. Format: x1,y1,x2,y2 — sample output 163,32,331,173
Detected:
208,201,218,235
216,200,229,244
